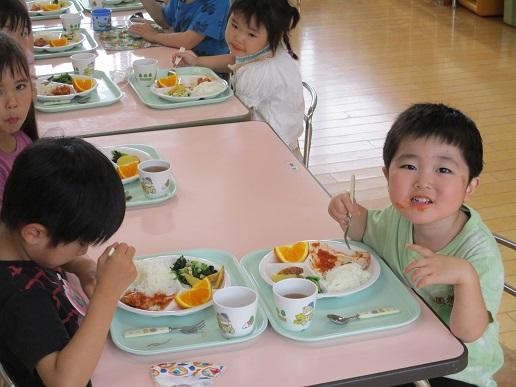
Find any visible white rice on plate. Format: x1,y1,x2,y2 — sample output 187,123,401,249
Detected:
321,262,371,292
129,259,178,296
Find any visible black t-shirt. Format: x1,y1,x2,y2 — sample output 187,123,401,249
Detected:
0,261,83,387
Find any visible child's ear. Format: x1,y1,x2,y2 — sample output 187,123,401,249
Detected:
464,177,480,201
20,223,49,246
382,166,389,181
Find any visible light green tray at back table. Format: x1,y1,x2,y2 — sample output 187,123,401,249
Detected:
78,0,144,12
240,241,421,342
29,0,82,21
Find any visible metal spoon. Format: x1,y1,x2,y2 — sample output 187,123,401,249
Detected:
327,307,400,325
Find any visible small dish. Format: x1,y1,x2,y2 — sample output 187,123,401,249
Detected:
36,74,98,102
99,146,152,185
27,1,73,16
150,74,228,102
33,31,86,53
117,255,231,317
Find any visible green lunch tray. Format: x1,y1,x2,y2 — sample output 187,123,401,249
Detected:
110,249,268,355
78,0,144,12
35,70,122,113
129,67,234,110
240,241,421,342
102,144,177,209
33,28,98,60
29,0,82,21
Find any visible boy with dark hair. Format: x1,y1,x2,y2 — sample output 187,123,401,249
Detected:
329,103,504,386
0,137,136,387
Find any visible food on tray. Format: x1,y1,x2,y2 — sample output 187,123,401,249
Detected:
320,262,371,292
49,37,68,47
271,266,304,282
167,84,189,97
175,277,212,309
34,37,49,47
30,1,67,12
156,74,178,88
190,80,226,97
72,78,94,92
273,241,309,263
309,242,371,273
171,256,223,287
113,152,140,179
49,73,73,85
121,258,179,311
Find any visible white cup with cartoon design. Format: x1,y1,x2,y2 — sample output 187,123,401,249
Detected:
273,278,317,332
137,160,171,199
213,286,258,339
132,58,158,87
71,53,96,76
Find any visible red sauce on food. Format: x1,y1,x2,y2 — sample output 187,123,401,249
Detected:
313,249,337,272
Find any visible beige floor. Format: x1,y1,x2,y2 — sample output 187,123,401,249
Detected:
293,0,516,382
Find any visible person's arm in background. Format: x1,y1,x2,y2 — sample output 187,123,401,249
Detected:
129,23,205,50
171,50,235,74
139,0,168,28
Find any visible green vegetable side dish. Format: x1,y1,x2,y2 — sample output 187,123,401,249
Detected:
49,73,73,85
171,255,218,286
111,150,128,163
305,275,322,292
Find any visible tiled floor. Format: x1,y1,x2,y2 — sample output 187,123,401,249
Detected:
293,0,516,382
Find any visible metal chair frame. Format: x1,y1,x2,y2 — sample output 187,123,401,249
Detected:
302,81,317,167
494,234,516,297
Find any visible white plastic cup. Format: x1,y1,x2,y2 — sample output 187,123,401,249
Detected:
138,160,171,199
132,58,158,87
213,286,258,339
60,13,81,34
71,53,96,76
272,278,317,332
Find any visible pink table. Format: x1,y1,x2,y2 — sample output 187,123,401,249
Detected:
86,121,466,386
31,19,250,138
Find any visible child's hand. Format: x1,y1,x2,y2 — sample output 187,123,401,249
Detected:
404,244,476,288
328,192,361,231
171,49,198,67
128,22,159,42
95,243,136,299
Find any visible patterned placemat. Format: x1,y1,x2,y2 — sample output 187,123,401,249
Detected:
97,27,161,51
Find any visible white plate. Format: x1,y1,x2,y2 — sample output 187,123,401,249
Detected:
118,255,231,317
33,32,85,53
27,1,72,16
103,0,124,4
150,75,228,102
258,240,381,299
99,146,152,185
36,74,98,102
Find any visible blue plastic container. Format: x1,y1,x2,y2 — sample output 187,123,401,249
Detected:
91,8,111,32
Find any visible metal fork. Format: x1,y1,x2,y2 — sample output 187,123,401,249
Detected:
144,320,206,348
343,175,356,250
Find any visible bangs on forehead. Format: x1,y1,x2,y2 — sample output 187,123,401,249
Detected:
0,59,30,82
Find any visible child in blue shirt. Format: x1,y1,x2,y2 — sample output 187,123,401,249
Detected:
328,103,504,387
130,0,230,56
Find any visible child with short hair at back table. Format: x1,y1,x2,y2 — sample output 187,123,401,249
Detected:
0,137,137,387
171,0,305,160
328,103,504,387
0,32,38,206
129,0,230,56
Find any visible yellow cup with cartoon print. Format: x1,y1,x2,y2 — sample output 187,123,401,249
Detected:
273,278,317,331
213,286,258,339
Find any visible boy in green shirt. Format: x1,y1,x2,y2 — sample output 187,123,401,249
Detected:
328,103,504,387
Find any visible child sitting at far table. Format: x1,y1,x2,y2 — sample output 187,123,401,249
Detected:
171,0,305,160
328,103,504,387
0,137,137,387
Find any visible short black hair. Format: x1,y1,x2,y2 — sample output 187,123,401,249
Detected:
1,137,126,247
0,32,38,141
0,0,32,35
230,0,300,59
383,103,483,181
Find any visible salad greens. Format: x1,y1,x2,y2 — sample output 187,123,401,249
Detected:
111,150,127,163
171,255,217,286
49,73,73,85
305,275,322,292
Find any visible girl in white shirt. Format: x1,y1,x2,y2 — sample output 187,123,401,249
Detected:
172,0,305,158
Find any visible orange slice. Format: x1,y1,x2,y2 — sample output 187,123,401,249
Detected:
42,4,61,11
157,74,178,88
72,78,93,92
274,241,309,263
116,155,139,179
175,277,212,309
49,37,68,47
